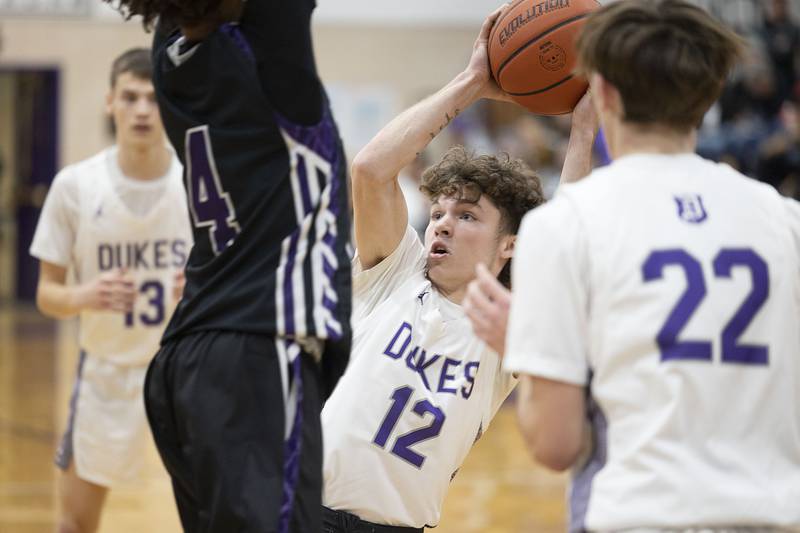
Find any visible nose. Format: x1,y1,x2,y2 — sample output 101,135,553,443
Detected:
134,97,154,116
433,214,452,237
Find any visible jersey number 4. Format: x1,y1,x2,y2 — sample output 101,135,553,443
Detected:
373,386,445,468
186,126,241,255
642,247,769,365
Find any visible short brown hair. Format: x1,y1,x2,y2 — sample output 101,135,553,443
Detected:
577,0,744,131
420,146,545,287
110,48,152,88
103,0,223,30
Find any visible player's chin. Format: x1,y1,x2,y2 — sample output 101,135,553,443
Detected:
425,260,455,285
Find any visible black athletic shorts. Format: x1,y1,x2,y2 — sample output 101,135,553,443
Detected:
145,330,323,533
322,507,424,533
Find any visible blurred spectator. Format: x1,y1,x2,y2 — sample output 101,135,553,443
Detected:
757,101,800,198
761,0,800,103
699,46,784,174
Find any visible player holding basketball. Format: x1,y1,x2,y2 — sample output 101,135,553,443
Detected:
30,48,191,533
468,0,800,531
320,7,598,532
104,0,352,531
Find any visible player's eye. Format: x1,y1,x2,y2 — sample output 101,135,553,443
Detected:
431,211,443,220
460,212,475,221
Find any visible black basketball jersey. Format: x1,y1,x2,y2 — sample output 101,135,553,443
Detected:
153,0,352,357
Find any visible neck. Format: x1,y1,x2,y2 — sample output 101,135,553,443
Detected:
608,121,697,159
117,142,171,180
428,276,466,306
441,286,465,306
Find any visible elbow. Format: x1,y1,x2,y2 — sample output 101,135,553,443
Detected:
530,440,581,472
350,151,384,189
35,286,67,320
35,287,49,316
517,409,583,472
35,296,60,320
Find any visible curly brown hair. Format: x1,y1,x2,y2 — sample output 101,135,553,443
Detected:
420,146,545,287
103,0,224,30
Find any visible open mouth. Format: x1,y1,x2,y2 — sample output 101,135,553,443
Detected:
429,242,450,259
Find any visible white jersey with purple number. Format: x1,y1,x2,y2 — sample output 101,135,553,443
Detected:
504,153,800,531
30,147,192,366
322,226,515,528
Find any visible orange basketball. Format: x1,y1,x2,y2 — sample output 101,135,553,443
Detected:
489,0,600,115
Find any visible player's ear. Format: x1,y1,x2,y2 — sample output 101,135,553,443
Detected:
591,72,623,120
105,88,114,115
499,234,515,260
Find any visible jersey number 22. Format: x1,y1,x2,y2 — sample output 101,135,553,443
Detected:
643,247,769,365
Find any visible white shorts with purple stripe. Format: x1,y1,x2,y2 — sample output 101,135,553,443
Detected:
55,352,150,487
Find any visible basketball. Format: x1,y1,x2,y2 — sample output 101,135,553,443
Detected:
489,0,601,115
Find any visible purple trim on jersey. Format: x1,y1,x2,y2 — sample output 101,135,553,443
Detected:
55,351,87,470
595,128,612,166
274,106,339,168
569,393,608,532
323,256,335,280
278,350,304,533
220,23,255,63
275,103,346,340
322,294,337,312
297,155,313,215
283,232,300,336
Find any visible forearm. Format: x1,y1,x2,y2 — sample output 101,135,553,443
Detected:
352,70,484,185
559,124,597,186
516,376,587,472
36,280,85,320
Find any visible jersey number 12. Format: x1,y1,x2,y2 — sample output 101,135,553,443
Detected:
373,386,445,468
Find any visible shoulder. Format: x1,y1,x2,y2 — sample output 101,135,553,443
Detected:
58,149,111,186
717,160,793,204
48,150,105,198
519,192,584,241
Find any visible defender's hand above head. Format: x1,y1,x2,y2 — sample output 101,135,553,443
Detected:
464,263,512,357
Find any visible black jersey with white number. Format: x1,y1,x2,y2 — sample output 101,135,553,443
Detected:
152,0,351,368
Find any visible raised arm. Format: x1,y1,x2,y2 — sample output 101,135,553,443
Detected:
238,0,322,125
353,6,510,269
558,91,599,186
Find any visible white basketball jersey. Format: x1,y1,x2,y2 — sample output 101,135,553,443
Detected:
31,147,192,366
504,153,800,531
322,226,515,528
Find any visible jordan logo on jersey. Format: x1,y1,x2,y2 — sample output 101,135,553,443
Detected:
674,194,708,224
417,289,430,306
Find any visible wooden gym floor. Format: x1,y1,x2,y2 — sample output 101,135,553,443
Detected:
0,305,567,532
